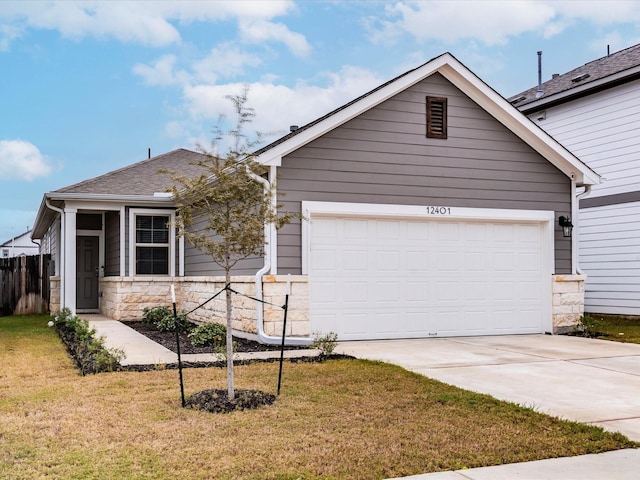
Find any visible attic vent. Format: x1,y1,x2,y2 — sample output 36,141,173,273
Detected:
426,96,447,139
571,73,590,83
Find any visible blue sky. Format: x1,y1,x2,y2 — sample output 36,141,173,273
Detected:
2,0,640,243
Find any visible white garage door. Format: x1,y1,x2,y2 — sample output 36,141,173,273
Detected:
309,214,550,340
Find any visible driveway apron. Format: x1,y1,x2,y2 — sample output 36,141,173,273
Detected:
336,334,640,441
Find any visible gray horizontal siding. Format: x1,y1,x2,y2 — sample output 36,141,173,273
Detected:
104,211,120,277
183,213,265,276
277,72,571,274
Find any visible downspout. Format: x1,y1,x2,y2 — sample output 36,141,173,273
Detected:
45,198,65,310
574,183,593,275
246,166,311,345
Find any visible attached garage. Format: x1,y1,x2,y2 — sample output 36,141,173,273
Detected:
304,202,554,340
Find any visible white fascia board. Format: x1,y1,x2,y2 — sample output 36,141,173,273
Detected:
257,55,452,167
437,62,600,187
302,201,554,222
48,193,175,204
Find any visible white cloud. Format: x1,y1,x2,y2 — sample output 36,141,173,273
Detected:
133,54,190,86
239,19,312,58
181,66,384,138
192,44,263,83
0,0,298,49
373,0,640,46
0,140,53,180
0,23,22,51
377,1,556,46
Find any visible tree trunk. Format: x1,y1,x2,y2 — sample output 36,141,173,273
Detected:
225,266,234,400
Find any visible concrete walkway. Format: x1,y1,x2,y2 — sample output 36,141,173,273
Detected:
388,448,640,479
85,314,318,365
83,317,640,479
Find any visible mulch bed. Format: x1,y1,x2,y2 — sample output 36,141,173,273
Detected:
122,321,307,354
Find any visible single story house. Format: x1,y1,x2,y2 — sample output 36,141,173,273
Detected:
32,52,599,343
2,229,39,258
510,44,640,316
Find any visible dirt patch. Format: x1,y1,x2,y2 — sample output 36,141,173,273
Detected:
122,321,307,354
185,388,276,413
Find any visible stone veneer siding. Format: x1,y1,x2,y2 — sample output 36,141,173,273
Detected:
51,274,585,337
98,275,310,338
552,274,586,333
49,276,60,314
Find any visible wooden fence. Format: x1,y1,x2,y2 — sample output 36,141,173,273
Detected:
0,254,51,316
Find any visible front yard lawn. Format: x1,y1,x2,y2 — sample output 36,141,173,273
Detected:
580,314,640,344
1,315,636,480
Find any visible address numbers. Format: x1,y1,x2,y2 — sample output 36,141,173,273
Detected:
426,206,451,215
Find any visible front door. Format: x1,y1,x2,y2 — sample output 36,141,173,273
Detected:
77,236,99,310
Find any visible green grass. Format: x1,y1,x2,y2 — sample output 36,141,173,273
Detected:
0,314,637,480
581,314,640,343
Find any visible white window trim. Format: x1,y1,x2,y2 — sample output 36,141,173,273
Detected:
301,201,555,276
128,208,175,277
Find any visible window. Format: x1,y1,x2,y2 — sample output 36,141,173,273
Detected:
426,96,447,139
134,214,171,275
1,248,8,258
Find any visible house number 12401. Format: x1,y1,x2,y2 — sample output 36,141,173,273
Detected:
427,206,451,215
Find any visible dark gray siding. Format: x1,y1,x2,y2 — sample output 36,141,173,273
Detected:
183,213,265,276
104,211,120,276
277,73,572,274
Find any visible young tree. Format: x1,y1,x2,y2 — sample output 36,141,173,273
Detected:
165,89,296,400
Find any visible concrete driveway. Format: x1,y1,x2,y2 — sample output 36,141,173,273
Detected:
336,334,640,441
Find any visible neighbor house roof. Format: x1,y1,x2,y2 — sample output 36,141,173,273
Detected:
509,43,640,113
1,230,32,248
32,149,208,239
254,52,599,188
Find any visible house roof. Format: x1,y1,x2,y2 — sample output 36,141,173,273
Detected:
254,52,599,188
53,148,208,196
509,43,640,113
1,230,32,247
32,149,208,239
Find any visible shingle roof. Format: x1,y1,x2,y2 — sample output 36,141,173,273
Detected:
509,43,640,109
54,148,208,196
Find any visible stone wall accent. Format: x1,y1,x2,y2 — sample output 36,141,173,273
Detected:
49,276,60,314
552,274,586,333
99,275,310,338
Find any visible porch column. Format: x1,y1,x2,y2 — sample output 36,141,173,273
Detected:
64,207,77,313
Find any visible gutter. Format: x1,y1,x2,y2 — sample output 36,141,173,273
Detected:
245,166,312,346
574,184,593,275
45,198,65,309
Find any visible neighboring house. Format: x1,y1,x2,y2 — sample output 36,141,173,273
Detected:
510,44,640,316
32,52,598,343
1,230,38,258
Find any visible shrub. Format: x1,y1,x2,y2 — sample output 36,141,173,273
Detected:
155,311,190,333
188,322,227,347
52,308,125,375
311,331,338,357
574,314,603,338
142,306,171,324
142,305,190,333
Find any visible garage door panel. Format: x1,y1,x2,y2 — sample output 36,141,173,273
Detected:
342,282,368,304
377,250,402,270
309,215,549,340
343,249,368,270
435,310,460,333
373,280,403,304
